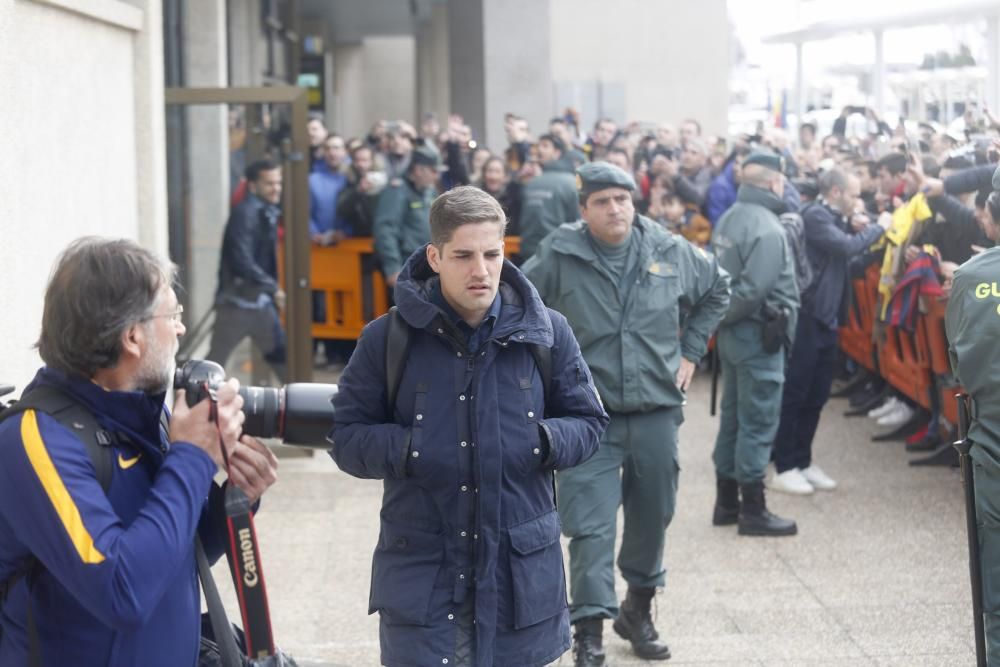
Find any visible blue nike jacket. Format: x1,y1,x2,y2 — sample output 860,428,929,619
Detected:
0,367,229,667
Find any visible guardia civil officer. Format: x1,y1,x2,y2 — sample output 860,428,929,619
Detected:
523,163,731,666
373,144,440,289
331,186,608,667
710,150,800,537
945,189,1000,663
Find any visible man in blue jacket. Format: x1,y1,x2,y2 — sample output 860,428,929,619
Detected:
330,186,609,667
0,237,278,666
771,168,890,495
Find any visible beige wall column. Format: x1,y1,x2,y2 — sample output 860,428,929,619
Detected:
127,0,168,255
183,0,230,325
416,3,450,127
334,43,365,139
447,0,551,152
550,0,728,138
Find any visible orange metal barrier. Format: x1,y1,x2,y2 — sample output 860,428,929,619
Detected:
280,236,524,342
838,264,880,373
839,266,963,429
312,239,388,340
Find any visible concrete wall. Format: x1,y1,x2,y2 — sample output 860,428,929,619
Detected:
333,36,416,139
183,0,230,327
363,36,417,127
416,2,450,126
482,0,551,152
0,0,164,388
447,0,552,151
447,0,486,143
550,0,729,137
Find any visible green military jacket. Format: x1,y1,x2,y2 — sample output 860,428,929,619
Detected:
946,245,1000,466
523,215,731,413
518,159,580,260
712,184,800,340
373,177,435,276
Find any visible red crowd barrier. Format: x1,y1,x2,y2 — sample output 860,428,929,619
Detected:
838,266,962,430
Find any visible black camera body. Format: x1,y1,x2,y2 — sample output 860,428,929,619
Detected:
175,360,337,448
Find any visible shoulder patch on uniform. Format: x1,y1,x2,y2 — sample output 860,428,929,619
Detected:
409,201,424,209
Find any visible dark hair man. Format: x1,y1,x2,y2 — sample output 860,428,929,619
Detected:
771,169,890,495
710,151,801,537
331,186,608,667
207,159,287,381
0,237,277,665
585,118,617,162
307,113,329,172
523,163,731,666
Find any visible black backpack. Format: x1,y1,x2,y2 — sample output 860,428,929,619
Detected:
383,307,553,415
778,211,814,296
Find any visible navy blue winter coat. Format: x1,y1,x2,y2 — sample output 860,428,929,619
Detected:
330,247,609,667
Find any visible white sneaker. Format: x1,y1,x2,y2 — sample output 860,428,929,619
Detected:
877,402,915,427
769,468,815,495
800,464,837,491
867,397,899,419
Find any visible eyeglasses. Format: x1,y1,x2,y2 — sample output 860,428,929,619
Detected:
145,306,184,323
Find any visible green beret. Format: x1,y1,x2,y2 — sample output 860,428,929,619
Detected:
409,145,440,169
743,150,784,173
576,162,636,197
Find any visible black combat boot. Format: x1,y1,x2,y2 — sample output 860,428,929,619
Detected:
738,480,797,536
612,587,671,660
572,616,608,667
712,475,740,526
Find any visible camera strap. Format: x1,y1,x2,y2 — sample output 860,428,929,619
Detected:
224,485,275,658
207,395,276,659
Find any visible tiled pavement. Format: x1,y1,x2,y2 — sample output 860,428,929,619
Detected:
212,373,977,666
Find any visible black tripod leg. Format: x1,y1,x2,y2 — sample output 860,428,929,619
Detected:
955,394,988,667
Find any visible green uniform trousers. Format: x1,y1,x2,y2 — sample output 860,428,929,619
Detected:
713,319,786,484
557,407,682,622
973,450,1000,665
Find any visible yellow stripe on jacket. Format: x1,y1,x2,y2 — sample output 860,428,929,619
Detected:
21,409,106,564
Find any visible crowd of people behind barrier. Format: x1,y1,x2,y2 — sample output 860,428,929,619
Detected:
301,103,1000,411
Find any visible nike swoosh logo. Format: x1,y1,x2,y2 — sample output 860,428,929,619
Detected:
118,453,142,470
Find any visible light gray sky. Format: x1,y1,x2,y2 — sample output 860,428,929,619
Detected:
728,0,987,86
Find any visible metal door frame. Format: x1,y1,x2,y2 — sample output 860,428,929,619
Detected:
165,86,312,382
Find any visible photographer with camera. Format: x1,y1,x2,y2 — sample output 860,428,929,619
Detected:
0,237,277,666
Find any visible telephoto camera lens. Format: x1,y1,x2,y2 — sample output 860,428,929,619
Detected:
174,360,337,448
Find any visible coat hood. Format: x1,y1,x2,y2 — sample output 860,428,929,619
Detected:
394,244,555,347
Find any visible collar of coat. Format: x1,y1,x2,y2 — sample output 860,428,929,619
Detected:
548,214,678,270
394,244,555,348
736,183,788,215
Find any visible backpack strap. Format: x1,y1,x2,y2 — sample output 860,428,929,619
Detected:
383,307,555,418
384,307,413,418
0,385,116,493
0,385,120,666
